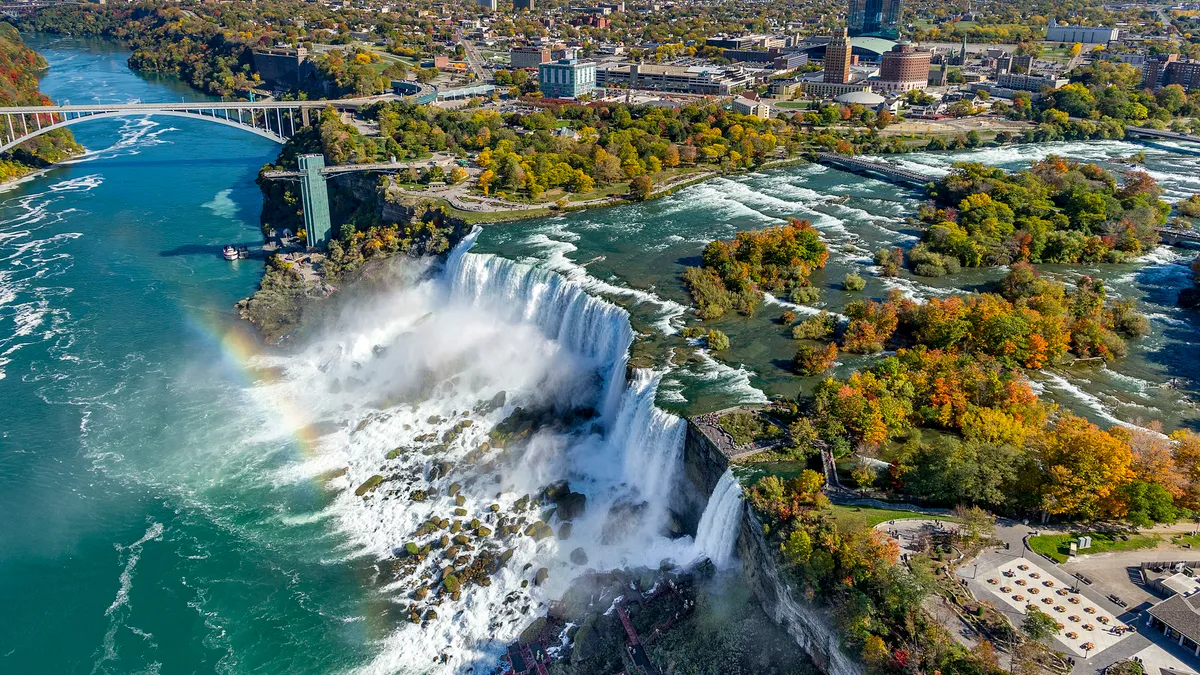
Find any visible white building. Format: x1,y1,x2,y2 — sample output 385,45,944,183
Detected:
731,95,771,118
1046,19,1118,44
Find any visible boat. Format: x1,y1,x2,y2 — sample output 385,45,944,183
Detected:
222,245,239,261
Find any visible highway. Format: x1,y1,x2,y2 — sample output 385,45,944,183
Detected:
456,29,490,82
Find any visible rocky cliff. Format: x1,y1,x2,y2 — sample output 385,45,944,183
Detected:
737,507,863,675
684,418,863,675
677,420,730,533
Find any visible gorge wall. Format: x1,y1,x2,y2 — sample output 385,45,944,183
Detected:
678,420,731,533
685,419,863,675
737,507,863,675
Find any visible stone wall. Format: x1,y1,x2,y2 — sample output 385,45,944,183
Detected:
677,419,730,534
738,507,864,675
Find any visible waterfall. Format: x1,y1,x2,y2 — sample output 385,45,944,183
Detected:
609,369,686,500
444,228,633,424
692,469,743,569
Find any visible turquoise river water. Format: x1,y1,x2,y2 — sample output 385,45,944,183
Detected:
2,34,1199,675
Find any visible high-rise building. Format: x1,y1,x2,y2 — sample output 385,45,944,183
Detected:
824,28,852,84
848,0,901,39
875,43,930,93
539,59,597,99
514,0,534,10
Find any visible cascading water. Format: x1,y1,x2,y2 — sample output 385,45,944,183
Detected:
610,368,686,500
445,227,633,424
257,229,695,673
692,468,743,570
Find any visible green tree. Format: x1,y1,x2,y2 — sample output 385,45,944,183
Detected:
1022,608,1059,642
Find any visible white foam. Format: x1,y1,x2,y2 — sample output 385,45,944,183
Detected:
691,469,743,570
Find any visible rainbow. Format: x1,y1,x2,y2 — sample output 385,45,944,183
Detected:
186,311,399,645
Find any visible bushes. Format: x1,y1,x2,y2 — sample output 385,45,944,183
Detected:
1179,194,1200,218
907,243,962,277
706,329,730,351
874,247,903,277
843,272,866,291
792,342,838,376
682,219,828,318
792,312,837,340
788,284,821,304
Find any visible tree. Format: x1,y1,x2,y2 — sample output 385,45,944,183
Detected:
706,329,729,351
449,166,468,184
1033,415,1134,519
476,169,495,195
1022,608,1059,642
629,174,653,201
952,505,995,544
852,461,877,493
875,108,893,130
1119,481,1178,527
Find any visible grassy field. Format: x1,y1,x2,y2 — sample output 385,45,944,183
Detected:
1029,532,1162,564
830,505,955,530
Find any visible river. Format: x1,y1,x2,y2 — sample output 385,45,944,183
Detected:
1,35,1198,675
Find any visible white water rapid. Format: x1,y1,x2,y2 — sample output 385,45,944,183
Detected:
692,468,743,570
253,228,694,673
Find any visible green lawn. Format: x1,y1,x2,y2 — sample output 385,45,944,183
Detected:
830,505,955,531
1029,531,1161,564
773,101,810,110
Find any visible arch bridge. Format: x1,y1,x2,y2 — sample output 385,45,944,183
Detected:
0,101,332,154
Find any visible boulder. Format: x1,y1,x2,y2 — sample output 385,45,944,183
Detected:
556,492,587,521
535,567,549,586
570,547,588,566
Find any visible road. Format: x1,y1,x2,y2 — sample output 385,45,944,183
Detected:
456,30,490,82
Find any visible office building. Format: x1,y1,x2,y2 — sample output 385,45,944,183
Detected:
995,72,1068,92
731,95,771,118
478,0,497,9
848,0,901,40
514,0,534,10
510,46,551,69
538,59,597,99
1046,18,1118,44
596,63,754,95
875,43,930,92
824,29,852,84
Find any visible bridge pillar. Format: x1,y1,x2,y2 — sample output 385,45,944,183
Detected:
298,154,333,249
301,107,310,128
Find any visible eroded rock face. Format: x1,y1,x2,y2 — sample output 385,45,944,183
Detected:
738,508,863,675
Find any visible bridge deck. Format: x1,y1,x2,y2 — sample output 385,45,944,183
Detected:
816,152,936,187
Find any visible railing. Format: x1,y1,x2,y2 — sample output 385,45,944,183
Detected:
0,101,328,154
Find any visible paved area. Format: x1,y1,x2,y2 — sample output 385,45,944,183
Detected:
876,519,962,556
984,559,1132,657
1130,642,1198,675
1062,546,1195,611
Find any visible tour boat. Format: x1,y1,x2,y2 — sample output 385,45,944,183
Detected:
222,245,239,261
